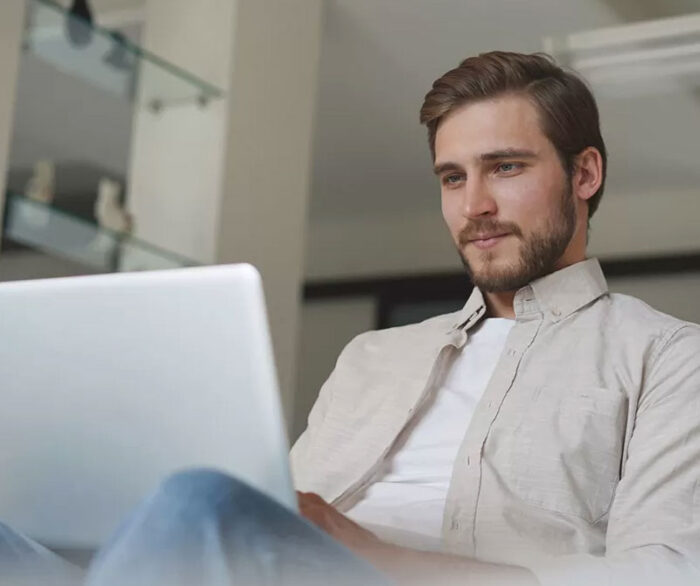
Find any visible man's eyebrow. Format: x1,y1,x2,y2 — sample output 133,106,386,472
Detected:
480,148,537,161
433,149,538,175
433,162,464,176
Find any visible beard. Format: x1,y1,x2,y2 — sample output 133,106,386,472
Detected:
457,181,576,293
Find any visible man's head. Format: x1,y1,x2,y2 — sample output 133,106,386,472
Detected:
420,52,606,292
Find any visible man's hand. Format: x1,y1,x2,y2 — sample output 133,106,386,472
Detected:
297,491,388,558
297,491,537,586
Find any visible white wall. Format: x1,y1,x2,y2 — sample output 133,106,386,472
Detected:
608,272,700,324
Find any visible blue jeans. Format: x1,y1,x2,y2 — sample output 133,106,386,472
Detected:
0,470,390,586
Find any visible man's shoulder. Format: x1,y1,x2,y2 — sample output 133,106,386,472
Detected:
605,291,699,338
324,310,459,389
603,293,700,374
342,310,458,358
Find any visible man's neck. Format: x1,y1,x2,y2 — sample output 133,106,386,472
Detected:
484,291,516,319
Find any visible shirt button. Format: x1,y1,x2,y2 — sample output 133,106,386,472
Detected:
466,456,472,467
507,348,517,357
451,519,460,531
552,308,561,317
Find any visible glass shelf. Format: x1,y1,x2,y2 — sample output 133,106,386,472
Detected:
3,191,197,273
25,0,223,110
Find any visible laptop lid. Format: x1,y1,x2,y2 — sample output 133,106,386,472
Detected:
0,264,296,550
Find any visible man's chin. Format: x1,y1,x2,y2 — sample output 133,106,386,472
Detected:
462,258,529,293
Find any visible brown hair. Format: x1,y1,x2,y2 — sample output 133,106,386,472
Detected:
420,51,607,219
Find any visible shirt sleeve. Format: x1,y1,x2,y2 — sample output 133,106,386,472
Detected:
529,324,700,586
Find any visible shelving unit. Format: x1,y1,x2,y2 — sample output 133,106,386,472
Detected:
27,0,223,111
3,190,195,272
1,0,222,277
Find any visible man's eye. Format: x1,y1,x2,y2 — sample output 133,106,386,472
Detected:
497,162,520,173
443,174,463,186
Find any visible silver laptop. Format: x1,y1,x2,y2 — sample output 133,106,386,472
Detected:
0,264,296,551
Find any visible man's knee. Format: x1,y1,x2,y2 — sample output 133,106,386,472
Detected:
160,467,250,498
155,468,264,515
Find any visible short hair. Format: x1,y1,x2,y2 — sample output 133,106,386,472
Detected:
419,51,607,219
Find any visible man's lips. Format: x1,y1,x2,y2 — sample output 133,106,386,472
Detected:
466,233,510,249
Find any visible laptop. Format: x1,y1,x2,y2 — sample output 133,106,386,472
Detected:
0,264,296,552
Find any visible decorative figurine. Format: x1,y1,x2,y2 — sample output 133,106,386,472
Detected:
25,159,55,204
95,178,133,234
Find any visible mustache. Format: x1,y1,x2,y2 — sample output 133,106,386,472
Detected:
458,219,523,247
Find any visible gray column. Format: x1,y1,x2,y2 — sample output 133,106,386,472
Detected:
216,0,324,424
128,0,324,425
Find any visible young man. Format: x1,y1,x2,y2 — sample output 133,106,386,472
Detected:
2,51,698,586
292,52,700,585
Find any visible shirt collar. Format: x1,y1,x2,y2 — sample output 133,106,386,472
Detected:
527,258,608,322
449,258,608,331
451,287,487,332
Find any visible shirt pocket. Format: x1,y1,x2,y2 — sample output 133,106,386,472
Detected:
506,386,626,523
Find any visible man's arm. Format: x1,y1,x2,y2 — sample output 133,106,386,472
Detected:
298,492,538,586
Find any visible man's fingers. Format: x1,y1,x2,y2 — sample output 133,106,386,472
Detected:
297,491,339,532
297,491,328,516
297,491,326,505
297,492,320,512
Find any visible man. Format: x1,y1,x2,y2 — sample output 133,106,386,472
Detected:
292,51,700,585
2,51,698,586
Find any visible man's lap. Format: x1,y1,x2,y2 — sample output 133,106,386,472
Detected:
0,469,388,586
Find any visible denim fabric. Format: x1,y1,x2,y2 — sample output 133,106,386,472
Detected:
0,470,389,586
0,521,82,586
86,469,390,586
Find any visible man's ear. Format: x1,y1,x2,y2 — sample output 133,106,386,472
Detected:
572,147,603,203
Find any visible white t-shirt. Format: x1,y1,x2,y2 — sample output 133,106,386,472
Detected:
345,317,514,550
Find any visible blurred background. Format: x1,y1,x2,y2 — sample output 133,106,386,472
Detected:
1,0,699,441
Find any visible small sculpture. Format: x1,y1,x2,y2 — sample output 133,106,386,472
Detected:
25,159,55,204
95,178,133,234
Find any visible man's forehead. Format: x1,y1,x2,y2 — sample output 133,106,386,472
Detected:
434,97,549,165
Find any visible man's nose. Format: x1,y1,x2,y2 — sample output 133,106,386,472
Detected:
461,176,497,218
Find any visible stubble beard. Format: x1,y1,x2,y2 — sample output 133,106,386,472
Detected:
458,182,577,293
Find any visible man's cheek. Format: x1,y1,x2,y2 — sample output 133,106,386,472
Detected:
442,212,461,241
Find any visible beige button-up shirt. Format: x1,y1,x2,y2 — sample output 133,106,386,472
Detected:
291,259,700,585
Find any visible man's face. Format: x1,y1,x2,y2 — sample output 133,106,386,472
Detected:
434,95,577,292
